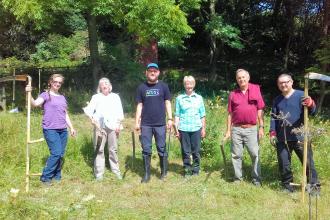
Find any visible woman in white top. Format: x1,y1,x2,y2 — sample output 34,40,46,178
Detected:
84,78,124,180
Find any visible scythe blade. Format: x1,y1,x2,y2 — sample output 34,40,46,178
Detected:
305,72,330,82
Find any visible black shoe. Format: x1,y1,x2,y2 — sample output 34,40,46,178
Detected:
141,155,151,183
41,181,52,186
159,155,168,180
306,183,321,196
252,179,262,187
192,171,199,176
283,184,294,193
183,167,192,178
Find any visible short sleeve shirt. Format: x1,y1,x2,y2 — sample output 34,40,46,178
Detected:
39,92,67,129
136,81,171,126
228,84,265,125
175,92,206,132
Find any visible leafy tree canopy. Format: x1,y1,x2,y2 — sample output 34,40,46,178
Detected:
205,15,244,49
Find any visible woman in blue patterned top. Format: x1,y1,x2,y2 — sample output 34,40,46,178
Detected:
175,76,206,177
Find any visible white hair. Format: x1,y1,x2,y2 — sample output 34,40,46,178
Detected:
236,69,250,77
183,75,196,87
97,77,112,93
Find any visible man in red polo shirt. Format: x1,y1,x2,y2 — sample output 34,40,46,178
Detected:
224,69,265,186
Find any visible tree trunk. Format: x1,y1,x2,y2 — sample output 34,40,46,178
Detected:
272,0,283,25
86,11,103,88
318,0,330,113
283,0,294,71
209,0,219,82
137,39,158,66
283,36,291,70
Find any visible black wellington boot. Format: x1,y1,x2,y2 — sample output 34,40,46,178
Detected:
159,155,168,180
141,155,151,183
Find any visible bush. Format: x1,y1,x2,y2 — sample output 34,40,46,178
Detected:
201,96,228,161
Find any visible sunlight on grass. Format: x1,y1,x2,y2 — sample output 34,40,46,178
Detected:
0,105,329,219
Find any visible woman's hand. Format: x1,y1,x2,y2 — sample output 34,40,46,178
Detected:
70,128,77,137
25,85,32,92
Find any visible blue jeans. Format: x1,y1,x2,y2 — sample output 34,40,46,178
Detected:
141,125,167,157
179,129,201,174
41,129,68,182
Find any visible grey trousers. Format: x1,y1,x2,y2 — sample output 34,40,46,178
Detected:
231,126,261,181
93,127,120,178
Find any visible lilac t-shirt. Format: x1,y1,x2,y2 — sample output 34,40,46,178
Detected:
39,92,67,129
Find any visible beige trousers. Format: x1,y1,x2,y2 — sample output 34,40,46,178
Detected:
93,127,120,178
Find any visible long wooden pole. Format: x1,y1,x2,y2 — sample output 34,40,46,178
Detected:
26,76,32,192
302,76,309,202
38,68,41,94
12,68,16,109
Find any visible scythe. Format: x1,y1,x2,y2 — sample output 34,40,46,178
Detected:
301,72,330,202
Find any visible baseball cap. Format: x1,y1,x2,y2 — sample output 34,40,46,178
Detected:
147,63,159,70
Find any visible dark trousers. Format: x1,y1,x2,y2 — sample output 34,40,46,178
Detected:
141,125,167,157
276,141,318,185
179,129,201,173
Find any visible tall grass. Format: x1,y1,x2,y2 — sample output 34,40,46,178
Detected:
0,102,329,219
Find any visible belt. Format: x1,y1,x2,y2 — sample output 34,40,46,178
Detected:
233,124,256,128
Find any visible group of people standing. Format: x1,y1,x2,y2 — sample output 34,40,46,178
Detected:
26,63,320,193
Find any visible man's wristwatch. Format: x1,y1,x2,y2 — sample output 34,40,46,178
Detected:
168,118,172,121
259,125,264,128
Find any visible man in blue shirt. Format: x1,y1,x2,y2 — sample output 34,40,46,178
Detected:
135,63,173,183
270,73,320,193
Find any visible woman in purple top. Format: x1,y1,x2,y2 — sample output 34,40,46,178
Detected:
26,74,76,185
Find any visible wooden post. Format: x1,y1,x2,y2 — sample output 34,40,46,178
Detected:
12,68,16,109
302,76,309,202
38,68,41,94
1,86,6,112
26,75,32,192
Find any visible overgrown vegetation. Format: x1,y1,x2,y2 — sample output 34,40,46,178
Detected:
0,98,329,218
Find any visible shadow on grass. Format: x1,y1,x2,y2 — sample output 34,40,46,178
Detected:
79,136,118,172
80,136,94,168
201,151,280,190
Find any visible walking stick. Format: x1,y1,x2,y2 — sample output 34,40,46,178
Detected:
26,75,44,192
167,131,171,157
131,131,136,168
220,139,228,178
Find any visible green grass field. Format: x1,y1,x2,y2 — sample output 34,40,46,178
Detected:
0,105,329,219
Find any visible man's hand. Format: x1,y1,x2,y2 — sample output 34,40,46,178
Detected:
224,131,231,142
269,131,278,147
167,119,173,131
258,127,264,140
135,122,140,132
302,96,315,108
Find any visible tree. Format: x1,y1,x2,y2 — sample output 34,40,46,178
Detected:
199,0,244,82
2,0,196,86
316,0,330,112
96,0,198,64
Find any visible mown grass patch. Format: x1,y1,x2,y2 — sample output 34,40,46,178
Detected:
0,104,329,219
